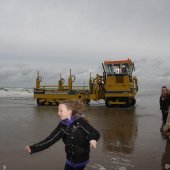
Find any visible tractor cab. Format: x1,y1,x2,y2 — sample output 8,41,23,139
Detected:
103,58,135,76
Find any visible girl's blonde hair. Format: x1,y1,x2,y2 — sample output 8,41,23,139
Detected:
59,100,87,116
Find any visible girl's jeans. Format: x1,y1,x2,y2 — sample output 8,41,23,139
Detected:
64,163,85,170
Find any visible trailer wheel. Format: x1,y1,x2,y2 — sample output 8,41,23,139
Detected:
37,99,45,106
83,99,90,105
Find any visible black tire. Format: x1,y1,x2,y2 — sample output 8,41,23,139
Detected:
83,99,90,105
105,98,113,107
124,98,136,107
37,99,45,106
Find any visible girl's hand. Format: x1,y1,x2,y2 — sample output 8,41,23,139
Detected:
90,140,97,148
25,146,31,153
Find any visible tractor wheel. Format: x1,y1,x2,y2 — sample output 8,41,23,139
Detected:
105,98,113,107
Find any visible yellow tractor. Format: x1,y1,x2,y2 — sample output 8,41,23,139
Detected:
33,58,138,107
101,58,138,107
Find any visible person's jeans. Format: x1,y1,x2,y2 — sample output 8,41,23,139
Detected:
162,110,168,125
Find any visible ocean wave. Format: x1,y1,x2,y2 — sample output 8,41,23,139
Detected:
0,88,33,97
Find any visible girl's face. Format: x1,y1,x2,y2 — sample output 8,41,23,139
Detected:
58,104,72,120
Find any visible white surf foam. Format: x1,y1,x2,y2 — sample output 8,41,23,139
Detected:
0,88,33,97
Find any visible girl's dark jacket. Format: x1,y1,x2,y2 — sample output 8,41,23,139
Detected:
30,116,100,165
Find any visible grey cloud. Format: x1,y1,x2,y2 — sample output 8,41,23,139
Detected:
0,0,170,89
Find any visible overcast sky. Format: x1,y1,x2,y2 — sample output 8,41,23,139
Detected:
0,0,170,92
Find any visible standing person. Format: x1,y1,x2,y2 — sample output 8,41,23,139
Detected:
25,100,100,170
160,86,170,127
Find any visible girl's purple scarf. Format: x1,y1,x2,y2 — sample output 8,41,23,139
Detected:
61,116,78,126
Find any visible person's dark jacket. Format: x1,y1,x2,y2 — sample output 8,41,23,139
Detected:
160,94,170,111
30,116,100,164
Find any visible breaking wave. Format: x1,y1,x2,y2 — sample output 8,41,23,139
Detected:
0,88,33,97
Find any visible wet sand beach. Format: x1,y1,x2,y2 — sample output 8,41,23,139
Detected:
0,92,170,170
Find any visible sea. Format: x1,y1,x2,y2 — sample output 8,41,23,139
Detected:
0,88,170,170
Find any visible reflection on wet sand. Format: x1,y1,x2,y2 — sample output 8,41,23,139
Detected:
0,95,168,170
85,105,138,169
101,107,137,154
161,141,170,170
